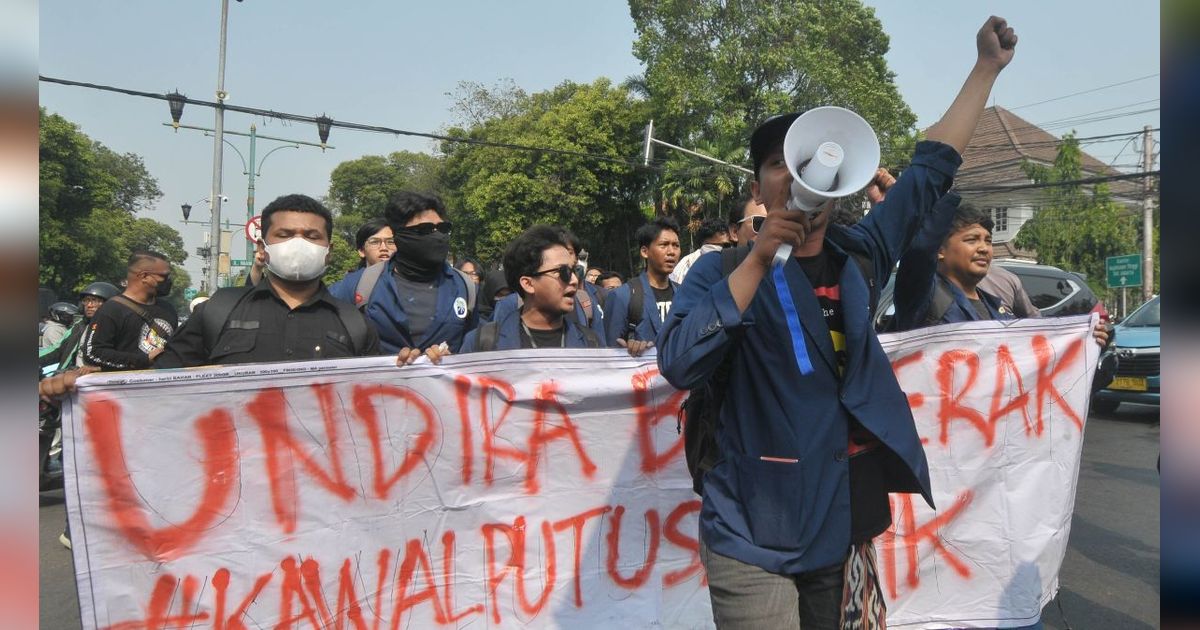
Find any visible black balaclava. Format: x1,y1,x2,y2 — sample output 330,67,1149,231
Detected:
391,230,450,282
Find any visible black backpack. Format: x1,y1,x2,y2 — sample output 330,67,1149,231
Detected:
678,245,878,495
200,285,371,359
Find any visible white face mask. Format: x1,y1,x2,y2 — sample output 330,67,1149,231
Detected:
264,237,329,281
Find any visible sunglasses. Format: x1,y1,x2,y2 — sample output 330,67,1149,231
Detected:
399,221,453,236
739,214,766,234
530,264,575,284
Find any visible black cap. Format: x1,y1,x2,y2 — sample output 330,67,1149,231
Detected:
749,112,801,178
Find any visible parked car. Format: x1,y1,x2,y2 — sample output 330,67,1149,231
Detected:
1092,295,1160,413
873,261,1107,331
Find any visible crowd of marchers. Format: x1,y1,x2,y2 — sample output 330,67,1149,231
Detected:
39,16,1125,630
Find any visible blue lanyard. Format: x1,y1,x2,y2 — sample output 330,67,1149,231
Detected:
771,264,815,376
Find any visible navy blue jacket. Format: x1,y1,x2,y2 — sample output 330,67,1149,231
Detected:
657,141,959,575
603,272,679,346
460,307,598,353
892,192,1014,329
491,282,605,338
329,261,477,353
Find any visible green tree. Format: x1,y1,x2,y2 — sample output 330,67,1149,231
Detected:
1014,134,1140,298
325,151,445,284
629,0,917,168
39,109,187,306
439,78,653,274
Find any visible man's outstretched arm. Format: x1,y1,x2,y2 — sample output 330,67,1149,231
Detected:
924,16,1018,154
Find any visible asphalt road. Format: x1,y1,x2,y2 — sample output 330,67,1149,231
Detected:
39,404,1160,629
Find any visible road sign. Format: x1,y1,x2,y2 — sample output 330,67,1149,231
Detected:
184,288,198,300
230,259,252,267
1106,254,1142,288
245,215,262,243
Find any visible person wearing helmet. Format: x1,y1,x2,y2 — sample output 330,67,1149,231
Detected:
40,281,120,372
40,302,80,350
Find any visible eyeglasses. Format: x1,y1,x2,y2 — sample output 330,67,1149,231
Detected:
365,237,395,248
142,270,171,281
739,215,766,234
530,264,575,284
399,221,453,236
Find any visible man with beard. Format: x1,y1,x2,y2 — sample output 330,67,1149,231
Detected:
460,225,602,352
330,191,477,361
603,216,681,355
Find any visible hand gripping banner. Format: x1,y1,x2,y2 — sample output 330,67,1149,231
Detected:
62,314,1097,629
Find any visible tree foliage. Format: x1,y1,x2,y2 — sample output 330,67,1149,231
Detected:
629,0,916,162
324,151,445,284
440,78,653,274
39,109,190,308
1014,134,1141,297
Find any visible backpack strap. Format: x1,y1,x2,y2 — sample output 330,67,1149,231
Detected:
200,286,254,357
110,294,174,340
925,275,958,326
329,298,369,355
477,321,500,352
451,267,478,317
578,325,602,348
625,275,645,338
353,261,388,309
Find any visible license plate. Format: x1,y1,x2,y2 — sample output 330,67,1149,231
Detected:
1110,376,1147,391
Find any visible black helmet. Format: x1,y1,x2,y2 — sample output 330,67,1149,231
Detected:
48,302,81,325
79,281,120,301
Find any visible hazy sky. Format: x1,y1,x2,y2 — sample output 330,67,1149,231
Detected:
39,1,1160,284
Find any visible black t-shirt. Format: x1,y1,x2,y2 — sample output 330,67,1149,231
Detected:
798,248,891,542
518,322,566,349
80,297,177,370
652,284,674,323
967,297,991,320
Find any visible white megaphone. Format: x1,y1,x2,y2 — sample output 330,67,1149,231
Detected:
774,106,881,265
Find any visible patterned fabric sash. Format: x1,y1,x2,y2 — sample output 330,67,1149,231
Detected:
841,541,887,629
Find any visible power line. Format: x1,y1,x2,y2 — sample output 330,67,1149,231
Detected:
1032,99,1159,128
956,169,1158,193
1006,73,1159,111
39,74,661,172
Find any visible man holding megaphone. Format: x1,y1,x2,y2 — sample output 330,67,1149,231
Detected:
658,16,1017,630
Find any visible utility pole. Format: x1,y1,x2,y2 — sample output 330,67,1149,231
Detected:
1141,125,1155,302
208,0,231,292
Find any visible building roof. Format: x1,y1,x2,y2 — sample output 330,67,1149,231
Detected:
942,106,1141,200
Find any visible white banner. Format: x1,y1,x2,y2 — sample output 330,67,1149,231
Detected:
63,315,1097,629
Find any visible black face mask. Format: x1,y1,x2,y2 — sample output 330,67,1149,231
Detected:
392,231,450,280
155,277,174,297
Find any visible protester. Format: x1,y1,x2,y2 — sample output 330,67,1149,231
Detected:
657,16,1018,628
330,191,477,356
670,217,733,285
79,251,178,370
603,216,681,355
732,195,769,244
585,267,604,285
491,227,606,338
460,225,602,352
354,217,397,268
456,257,483,286
597,271,623,291
153,194,381,367
476,268,512,324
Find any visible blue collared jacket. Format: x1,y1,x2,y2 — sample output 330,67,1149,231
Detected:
656,141,960,575
892,192,1015,329
459,307,599,353
329,261,477,353
491,282,605,338
603,272,679,346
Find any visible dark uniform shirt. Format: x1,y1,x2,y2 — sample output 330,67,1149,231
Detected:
154,280,380,368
